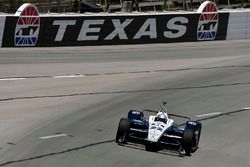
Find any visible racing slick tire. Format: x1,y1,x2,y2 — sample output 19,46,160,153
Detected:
194,123,202,149
145,143,153,152
182,129,194,156
145,143,159,152
116,118,130,144
183,121,202,156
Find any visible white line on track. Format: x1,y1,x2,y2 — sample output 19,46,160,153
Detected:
0,75,86,82
242,107,250,110
53,75,85,79
196,112,222,118
0,78,26,81
39,133,68,139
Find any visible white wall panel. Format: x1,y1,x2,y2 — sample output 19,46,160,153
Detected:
227,11,250,40
0,16,6,47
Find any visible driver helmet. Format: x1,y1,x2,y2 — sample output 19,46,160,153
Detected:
156,113,167,123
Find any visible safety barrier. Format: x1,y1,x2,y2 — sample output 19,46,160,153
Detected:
1,1,249,47
227,10,250,40
0,1,230,47
0,16,6,47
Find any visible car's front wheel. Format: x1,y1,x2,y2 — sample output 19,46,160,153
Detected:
145,143,159,152
116,118,130,144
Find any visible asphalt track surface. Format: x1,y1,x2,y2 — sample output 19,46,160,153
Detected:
0,40,250,167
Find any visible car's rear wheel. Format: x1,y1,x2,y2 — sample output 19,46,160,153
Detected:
183,121,202,155
194,123,202,148
182,129,194,156
116,118,130,144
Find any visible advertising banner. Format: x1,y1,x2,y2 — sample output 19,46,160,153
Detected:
1,2,229,47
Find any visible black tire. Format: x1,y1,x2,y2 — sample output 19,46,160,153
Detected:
194,123,202,148
145,143,158,152
116,118,130,144
182,129,194,156
145,143,152,151
185,121,202,150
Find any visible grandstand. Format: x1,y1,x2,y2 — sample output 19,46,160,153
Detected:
0,0,250,13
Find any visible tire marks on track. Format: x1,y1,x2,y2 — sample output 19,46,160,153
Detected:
0,139,115,167
1,81,250,102
0,65,250,81
1,108,249,166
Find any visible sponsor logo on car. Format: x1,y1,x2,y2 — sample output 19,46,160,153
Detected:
14,3,40,46
197,1,218,41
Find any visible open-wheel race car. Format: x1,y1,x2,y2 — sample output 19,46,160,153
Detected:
116,101,202,156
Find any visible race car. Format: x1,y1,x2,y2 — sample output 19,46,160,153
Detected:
116,101,202,156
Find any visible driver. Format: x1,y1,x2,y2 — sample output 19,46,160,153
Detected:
155,113,167,123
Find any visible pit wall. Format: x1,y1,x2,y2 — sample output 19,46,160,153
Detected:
0,1,249,47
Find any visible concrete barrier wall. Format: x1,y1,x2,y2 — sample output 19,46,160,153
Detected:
2,2,250,48
0,16,6,47
227,11,250,40
1,13,229,47
1,9,250,47
0,1,230,47
10,1,250,47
